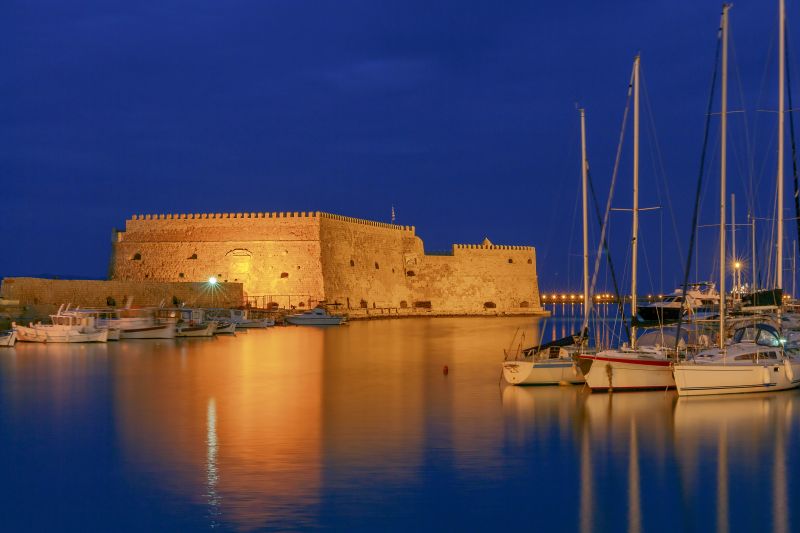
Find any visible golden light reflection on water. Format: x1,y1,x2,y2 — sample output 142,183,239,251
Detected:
4,318,798,531
113,330,324,531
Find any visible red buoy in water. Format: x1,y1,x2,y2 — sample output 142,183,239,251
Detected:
443,365,449,375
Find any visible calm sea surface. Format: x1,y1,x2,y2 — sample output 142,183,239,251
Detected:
1,316,798,532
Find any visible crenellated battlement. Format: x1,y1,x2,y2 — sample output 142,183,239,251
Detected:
453,244,534,251
127,211,415,233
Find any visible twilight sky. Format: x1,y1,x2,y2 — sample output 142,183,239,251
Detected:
1,1,797,293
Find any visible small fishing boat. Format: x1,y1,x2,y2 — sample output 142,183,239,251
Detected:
0,330,16,347
285,307,346,326
176,322,216,337
14,314,109,343
213,321,237,334
205,308,275,328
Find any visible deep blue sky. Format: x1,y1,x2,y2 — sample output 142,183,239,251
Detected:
2,1,798,292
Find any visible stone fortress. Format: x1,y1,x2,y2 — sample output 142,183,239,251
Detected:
108,211,546,316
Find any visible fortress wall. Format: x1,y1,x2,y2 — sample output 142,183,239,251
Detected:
319,216,420,309
111,241,324,302
111,212,326,306
0,277,243,308
413,245,542,313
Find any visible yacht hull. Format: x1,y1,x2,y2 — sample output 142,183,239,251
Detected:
502,360,584,385
581,354,674,391
674,360,800,396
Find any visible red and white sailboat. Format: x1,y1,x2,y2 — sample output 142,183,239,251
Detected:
579,54,677,391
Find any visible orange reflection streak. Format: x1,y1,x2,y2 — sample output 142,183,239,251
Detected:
114,330,323,531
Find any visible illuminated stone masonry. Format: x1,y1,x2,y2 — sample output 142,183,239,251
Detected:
109,211,546,315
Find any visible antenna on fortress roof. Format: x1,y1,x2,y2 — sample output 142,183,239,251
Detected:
391,205,396,224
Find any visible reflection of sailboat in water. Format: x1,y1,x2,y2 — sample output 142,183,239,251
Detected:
579,391,674,532
673,391,797,532
500,385,587,445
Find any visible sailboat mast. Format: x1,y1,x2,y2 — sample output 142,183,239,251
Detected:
631,55,640,350
580,109,591,328
778,0,786,290
720,4,729,349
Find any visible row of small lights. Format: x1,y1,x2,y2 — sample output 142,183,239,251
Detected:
542,293,665,301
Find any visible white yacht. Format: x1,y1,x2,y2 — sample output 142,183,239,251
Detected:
637,282,719,324
285,307,346,326
674,323,800,396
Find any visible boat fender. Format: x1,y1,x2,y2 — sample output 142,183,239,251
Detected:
785,359,795,382
605,363,613,391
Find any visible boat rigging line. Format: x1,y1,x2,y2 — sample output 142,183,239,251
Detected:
674,7,723,353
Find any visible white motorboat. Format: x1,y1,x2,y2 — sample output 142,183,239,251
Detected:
637,282,719,324
674,323,800,396
62,308,121,340
205,308,275,328
285,308,346,326
105,308,177,339
14,314,109,343
0,330,16,347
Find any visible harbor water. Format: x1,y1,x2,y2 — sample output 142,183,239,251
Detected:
1,316,798,532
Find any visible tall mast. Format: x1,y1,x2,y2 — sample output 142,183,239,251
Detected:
751,213,757,290
720,4,729,349
631,54,640,349
580,109,591,331
778,0,786,290
732,193,736,293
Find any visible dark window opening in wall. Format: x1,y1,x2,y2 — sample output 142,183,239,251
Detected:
360,299,368,308
508,258,514,264
172,295,180,305
144,273,150,279
350,259,355,267
519,301,530,308
297,265,301,269
375,262,379,269
178,273,185,278
299,302,305,308
131,253,142,261
527,258,532,264
413,301,432,309
406,270,416,277
217,273,222,278
267,302,279,310
392,268,395,273
189,253,197,260
484,301,497,309
400,300,408,308
106,296,116,307
280,272,289,278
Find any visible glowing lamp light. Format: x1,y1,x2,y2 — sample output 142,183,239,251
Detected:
734,261,741,269
208,276,218,285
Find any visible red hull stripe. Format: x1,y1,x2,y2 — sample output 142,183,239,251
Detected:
590,386,676,391
579,355,671,367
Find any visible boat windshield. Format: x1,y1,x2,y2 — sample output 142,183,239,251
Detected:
732,324,781,347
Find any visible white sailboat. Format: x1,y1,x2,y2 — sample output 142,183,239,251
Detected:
674,1,800,396
580,55,677,391
502,107,592,385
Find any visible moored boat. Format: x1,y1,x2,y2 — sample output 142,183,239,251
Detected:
285,307,346,326
14,314,109,343
0,330,17,347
